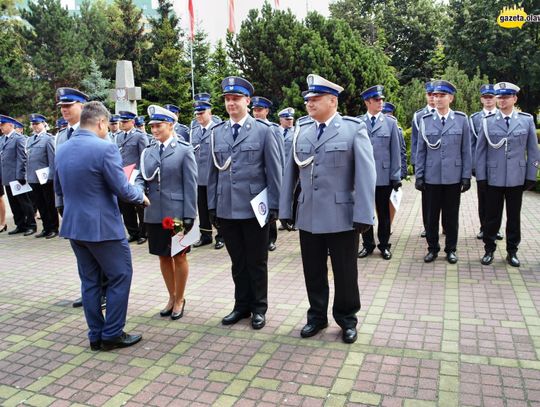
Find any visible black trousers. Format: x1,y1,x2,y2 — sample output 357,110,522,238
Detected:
483,185,522,254
197,185,222,242
421,189,428,230
477,180,487,232
5,185,36,230
269,222,277,244
424,183,461,253
30,182,59,233
118,200,146,239
361,185,392,251
299,229,360,329
220,218,269,314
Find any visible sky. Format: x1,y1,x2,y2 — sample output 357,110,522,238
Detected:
170,0,333,44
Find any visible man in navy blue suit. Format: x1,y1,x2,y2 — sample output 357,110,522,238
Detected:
55,102,150,351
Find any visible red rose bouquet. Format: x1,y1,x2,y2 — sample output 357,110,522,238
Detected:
162,217,184,234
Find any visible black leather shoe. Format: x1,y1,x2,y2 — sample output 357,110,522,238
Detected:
446,251,458,264
506,253,520,267
424,252,438,263
90,340,101,351
23,228,36,236
420,230,427,238
222,310,250,325
72,297,83,308
101,332,142,351
171,299,186,320
476,231,484,239
358,248,373,258
45,231,58,239
214,241,225,250
342,328,358,344
481,251,494,265
278,225,286,231
193,238,212,248
8,227,24,235
496,232,503,240
251,313,266,329
300,322,328,338
381,249,392,260
35,231,48,238
127,235,138,243
268,242,276,251
137,237,147,245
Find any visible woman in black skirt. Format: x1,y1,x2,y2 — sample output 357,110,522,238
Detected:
137,105,198,320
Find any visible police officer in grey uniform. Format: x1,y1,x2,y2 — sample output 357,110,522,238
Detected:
207,76,282,330
251,96,284,252
26,114,59,238
382,102,407,180
476,82,540,267
116,111,149,244
415,80,472,264
190,94,225,250
469,84,503,241
108,115,122,143
277,107,296,230
412,82,436,238
279,74,376,344
357,86,401,260
163,104,190,142
0,115,36,235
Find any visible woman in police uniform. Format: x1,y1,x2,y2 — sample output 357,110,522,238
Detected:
137,105,198,320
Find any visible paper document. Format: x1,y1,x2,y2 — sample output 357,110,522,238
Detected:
9,181,32,196
171,218,200,256
35,167,50,185
250,187,269,228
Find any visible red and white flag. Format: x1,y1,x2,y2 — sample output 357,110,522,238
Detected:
275,0,280,8
228,0,235,33
188,0,195,40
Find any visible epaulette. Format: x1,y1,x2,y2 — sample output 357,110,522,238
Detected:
255,118,271,127
177,139,191,146
453,111,467,117
270,122,279,127
386,115,397,121
518,112,532,118
297,115,313,125
299,118,314,126
212,121,226,129
421,112,433,119
470,111,480,119
343,116,363,124
176,123,189,130
415,107,427,114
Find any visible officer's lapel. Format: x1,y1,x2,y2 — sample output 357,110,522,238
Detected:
222,122,235,147
148,144,161,164
507,111,520,134
200,125,212,142
371,115,384,134
232,116,253,147
494,114,508,133
161,140,177,160
315,114,341,148
303,122,318,147
441,114,456,135
28,135,40,148
360,115,372,137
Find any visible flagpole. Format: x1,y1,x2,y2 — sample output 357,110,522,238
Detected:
190,38,195,99
189,0,195,99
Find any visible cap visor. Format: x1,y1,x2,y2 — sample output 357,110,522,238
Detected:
57,100,77,106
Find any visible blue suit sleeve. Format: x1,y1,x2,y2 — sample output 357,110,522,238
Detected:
206,138,218,211
102,143,143,204
278,138,299,219
47,136,55,181
411,112,418,165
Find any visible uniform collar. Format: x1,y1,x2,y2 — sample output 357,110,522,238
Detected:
202,121,213,131
483,108,497,116
437,108,453,121
229,113,249,128
159,135,174,148
367,112,381,122
33,130,46,137
502,109,515,120
5,130,16,138
314,112,337,128
68,122,80,132
427,105,436,113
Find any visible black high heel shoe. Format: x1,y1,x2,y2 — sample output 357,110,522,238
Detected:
0,225,7,233
159,306,173,317
171,299,186,320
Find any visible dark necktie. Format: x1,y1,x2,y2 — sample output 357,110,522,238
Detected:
283,128,288,138
125,131,129,138
202,128,207,136
67,127,74,140
317,123,326,140
370,116,376,128
431,109,435,114
159,143,165,156
232,123,241,141
441,117,446,127
505,117,510,129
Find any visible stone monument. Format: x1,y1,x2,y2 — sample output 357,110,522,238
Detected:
109,60,141,114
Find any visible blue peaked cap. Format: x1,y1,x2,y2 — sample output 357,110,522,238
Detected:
251,96,273,109
432,80,456,95
382,102,395,113
361,85,385,100
29,113,47,123
221,76,254,97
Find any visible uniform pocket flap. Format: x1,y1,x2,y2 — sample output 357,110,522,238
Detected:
215,144,229,152
382,161,390,169
249,184,264,194
455,159,462,166
335,191,354,203
241,143,260,151
325,142,348,152
171,192,184,200
487,161,498,168
297,144,311,153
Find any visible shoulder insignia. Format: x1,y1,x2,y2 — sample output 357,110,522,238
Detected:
421,112,433,120
470,112,480,118
415,107,426,114
177,139,191,146
518,112,532,117
386,115,397,121
343,116,363,124
212,121,226,129
453,111,466,117
255,118,271,127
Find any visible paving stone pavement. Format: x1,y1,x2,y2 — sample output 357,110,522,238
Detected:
1,180,540,407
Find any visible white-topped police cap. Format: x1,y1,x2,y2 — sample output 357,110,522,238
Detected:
0,114,23,128
29,113,47,123
302,74,344,99
147,105,178,124
56,87,89,105
494,82,520,96
278,107,295,118
221,76,254,97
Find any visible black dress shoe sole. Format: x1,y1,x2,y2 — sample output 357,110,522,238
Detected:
101,334,142,351
222,312,250,325
23,230,37,236
136,238,147,245
424,254,438,263
481,258,494,265
300,323,328,338
214,242,225,250
358,250,373,258
506,257,520,267
268,244,276,252
45,232,58,239
72,301,83,308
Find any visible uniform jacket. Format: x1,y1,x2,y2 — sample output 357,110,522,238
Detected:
55,129,143,242
359,113,401,186
174,123,190,142
26,132,55,184
115,128,148,167
279,114,376,234
469,109,497,173
191,120,220,186
207,115,282,219
398,126,407,179
136,138,198,223
476,111,540,187
280,126,294,166
54,123,79,207
415,110,472,185
411,106,434,165
0,131,27,185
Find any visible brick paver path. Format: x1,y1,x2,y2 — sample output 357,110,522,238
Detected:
1,180,539,406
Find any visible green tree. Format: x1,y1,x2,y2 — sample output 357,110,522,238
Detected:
191,28,212,95
81,59,111,102
445,0,540,120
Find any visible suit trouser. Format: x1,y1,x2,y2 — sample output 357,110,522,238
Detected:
361,185,392,251
118,200,146,239
424,183,461,253
197,185,222,242
477,180,487,232
70,238,132,342
421,189,428,230
299,229,360,329
220,218,269,315
269,222,277,244
483,185,522,254
30,182,59,232
5,186,36,230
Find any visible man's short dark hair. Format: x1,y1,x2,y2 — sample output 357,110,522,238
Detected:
80,101,110,127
